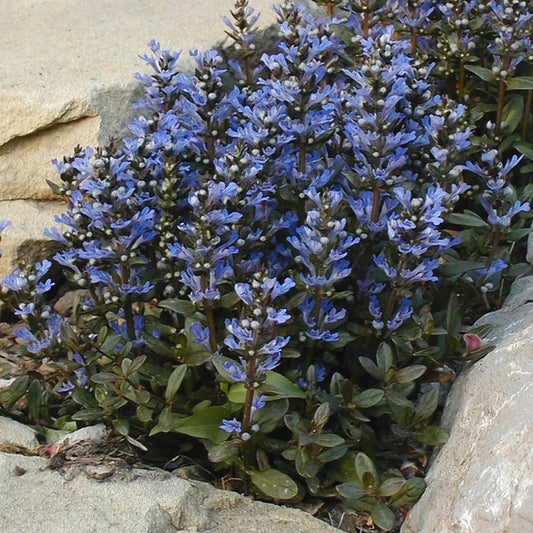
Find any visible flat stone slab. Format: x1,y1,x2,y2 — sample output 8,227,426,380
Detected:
0,451,339,533
0,0,282,201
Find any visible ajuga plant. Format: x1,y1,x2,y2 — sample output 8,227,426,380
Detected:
1,1,532,531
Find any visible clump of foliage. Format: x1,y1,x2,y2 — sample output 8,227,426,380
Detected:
1,0,532,530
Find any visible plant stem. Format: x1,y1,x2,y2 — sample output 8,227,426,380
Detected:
120,262,136,342
327,3,334,17
363,11,369,39
201,275,218,352
371,187,381,224
494,57,509,138
458,59,465,103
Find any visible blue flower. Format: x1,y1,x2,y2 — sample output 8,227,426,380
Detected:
220,418,242,435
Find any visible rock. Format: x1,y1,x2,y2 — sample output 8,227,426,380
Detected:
0,0,285,203
402,275,533,533
0,417,39,450
0,1,325,272
53,289,91,316
0,200,65,277
0,440,340,533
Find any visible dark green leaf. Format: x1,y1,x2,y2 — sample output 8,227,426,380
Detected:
136,405,153,423
502,96,524,134
124,355,147,376
158,298,195,315
249,468,298,500
445,211,489,227
379,477,406,497
412,425,448,445
355,452,379,490
314,433,345,447
27,379,42,421
464,65,497,83
171,405,230,444
91,372,119,384
393,365,427,384
317,444,349,463
208,440,239,463
113,418,130,436
355,388,384,408
359,357,383,380
72,408,105,421
5,375,29,409
507,76,533,91
415,384,439,422
260,372,306,399
389,477,426,509
371,503,395,532
515,141,533,161
336,482,367,501
376,342,394,372
165,364,187,403
253,398,289,433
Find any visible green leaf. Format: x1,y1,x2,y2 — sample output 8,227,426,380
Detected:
502,96,524,134
165,364,187,403
355,388,384,408
317,444,349,463
260,371,306,399
445,211,489,227
359,357,383,380
253,398,289,433
507,76,533,91
113,418,130,436
379,477,406,497
227,383,246,404
515,141,533,161
72,389,98,409
393,365,427,384
90,372,119,384
136,405,153,423
249,468,298,500
465,65,497,83
389,477,426,509
219,291,241,309
4,375,29,409
124,355,147,376
414,384,439,422
336,482,367,501
376,342,394,372
72,408,105,421
171,405,230,444
27,379,42,421
371,503,395,532
506,228,533,242
412,425,448,445
314,433,345,447
355,452,379,490
158,298,195,315
208,440,239,463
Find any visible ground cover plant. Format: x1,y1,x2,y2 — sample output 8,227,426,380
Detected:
1,0,532,530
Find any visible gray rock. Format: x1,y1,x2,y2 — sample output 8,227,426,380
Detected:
0,417,39,450
0,448,339,533
402,275,533,533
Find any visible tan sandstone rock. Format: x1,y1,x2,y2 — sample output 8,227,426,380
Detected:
0,0,282,202
0,200,65,277
402,275,533,533
0,0,306,273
